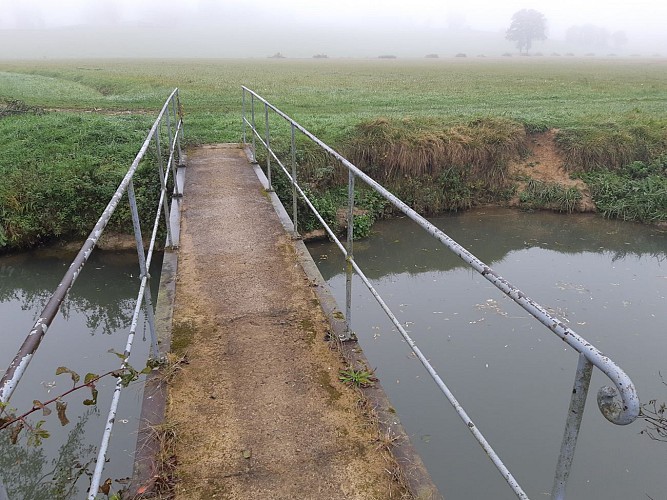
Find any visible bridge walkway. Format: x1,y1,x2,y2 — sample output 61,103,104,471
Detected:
166,144,409,499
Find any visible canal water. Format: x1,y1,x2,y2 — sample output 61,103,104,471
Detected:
308,208,667,500
0,248,160,499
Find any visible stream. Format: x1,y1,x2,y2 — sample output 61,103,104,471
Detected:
0,247,160,499
308,208,667,500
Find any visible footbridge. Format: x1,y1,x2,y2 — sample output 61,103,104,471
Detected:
0,88,641,500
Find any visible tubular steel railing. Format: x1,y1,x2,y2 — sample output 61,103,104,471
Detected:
0,89,184,499
241,86,640,500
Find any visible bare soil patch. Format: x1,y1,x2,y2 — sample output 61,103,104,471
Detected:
508,129,596,212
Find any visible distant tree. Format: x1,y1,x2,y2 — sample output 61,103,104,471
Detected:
505,9,547,53
566,24,609,48
611,30,628,50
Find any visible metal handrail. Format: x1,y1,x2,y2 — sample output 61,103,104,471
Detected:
0,89,184,499
241,85,639,499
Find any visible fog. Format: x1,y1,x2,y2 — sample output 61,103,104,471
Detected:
1,0,665,59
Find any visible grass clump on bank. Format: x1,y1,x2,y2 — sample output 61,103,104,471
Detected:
556,120,667,171
0,111,161,250
577,156,667,224
346,116,526,213
518,179,582,213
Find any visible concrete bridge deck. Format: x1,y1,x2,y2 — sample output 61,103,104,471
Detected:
161,144,435,499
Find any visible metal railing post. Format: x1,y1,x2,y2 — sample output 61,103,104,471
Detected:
291,123,299,238
176,91,184,165
344,169,355,340
251,94,257,163
154,134,173,248
551,353,594,500
165,102,173,157
126,180,159,358
264,103,272,190
242,89,247,146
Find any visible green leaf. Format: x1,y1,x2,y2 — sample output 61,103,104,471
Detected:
55,366,80,386
10,421,23,444
83,387,98,406
32,400,51,417
84,373,99,384
140,366,153,375
107,348,127,360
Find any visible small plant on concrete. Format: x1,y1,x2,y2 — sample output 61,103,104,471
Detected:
339,368,376,388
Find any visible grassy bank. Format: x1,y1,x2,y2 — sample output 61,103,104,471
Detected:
0,108,160,249
1,58,666,249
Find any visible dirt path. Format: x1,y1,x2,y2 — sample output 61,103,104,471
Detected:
166,145,409,499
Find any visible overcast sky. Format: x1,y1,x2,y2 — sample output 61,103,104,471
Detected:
1,0,665,58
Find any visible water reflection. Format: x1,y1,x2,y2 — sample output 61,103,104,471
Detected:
312,210,666,281
0,250,139,335
0,248,160,499
0,410,97,500
308,208,667,500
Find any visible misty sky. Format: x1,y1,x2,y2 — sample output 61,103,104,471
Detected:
1,0,665,58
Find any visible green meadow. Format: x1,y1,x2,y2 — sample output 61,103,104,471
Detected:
1,58,666,249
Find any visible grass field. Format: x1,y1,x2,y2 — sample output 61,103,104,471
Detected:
1,58,666,249
2,58,667,142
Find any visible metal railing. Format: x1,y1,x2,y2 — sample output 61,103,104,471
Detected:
0,89,184,499
241,86,640,500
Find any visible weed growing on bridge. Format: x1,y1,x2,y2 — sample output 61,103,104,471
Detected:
339,367,377,388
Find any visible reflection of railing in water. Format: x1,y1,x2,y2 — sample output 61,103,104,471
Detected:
241,86,640,500
0,89,184,499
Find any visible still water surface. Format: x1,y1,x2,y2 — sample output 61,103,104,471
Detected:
0,248,159,499
308,208,667,500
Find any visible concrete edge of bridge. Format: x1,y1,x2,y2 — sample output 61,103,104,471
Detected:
129,158,186,497
244,144,443,500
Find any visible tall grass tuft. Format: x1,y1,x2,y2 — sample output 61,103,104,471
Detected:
347,116,527,184
556,121,667,171
578,155,667,223
344,117,526,213
518,179,583,213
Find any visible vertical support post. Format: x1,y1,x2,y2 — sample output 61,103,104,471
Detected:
242,89,247,146
291,123,299,238
265,102,272,191
127,180,159,358
165,103,173,156
175,91,184,164
551,353,594,500
154,134,173,248
251,94,257,163
344,168,355,340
